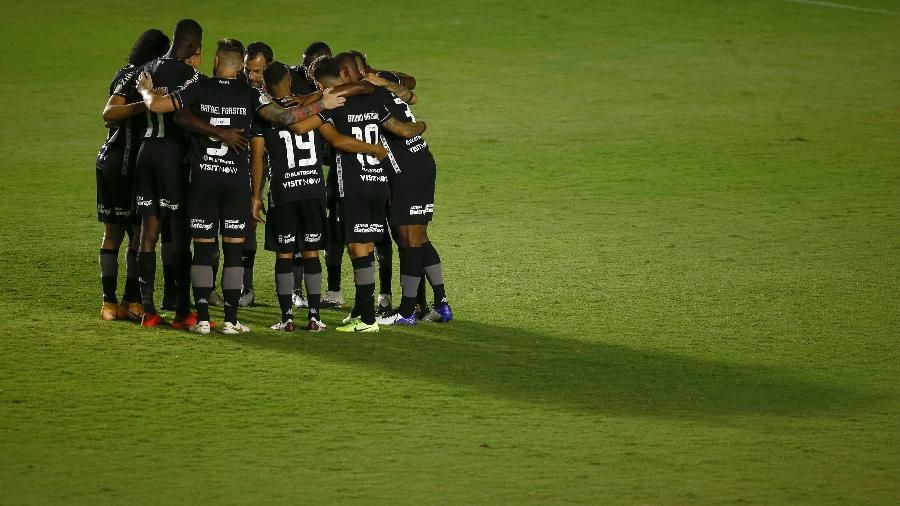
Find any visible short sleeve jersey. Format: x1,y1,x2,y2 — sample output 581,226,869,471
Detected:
173,77,271,181
317,95,392,197
140,58,202,144
254,96,326,206
102,64,148,149
372,87,434,173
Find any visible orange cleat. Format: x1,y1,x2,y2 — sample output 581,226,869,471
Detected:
141,313,165,327
120,301,144,321
171,312,215,330
100,302,119,321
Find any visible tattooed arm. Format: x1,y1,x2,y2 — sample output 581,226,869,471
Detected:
285,82,374,107
363,74,417,105
382,116,426,139
257,88,346,126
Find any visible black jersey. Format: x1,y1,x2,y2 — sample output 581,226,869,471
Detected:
97,65,147,169
254,96,325,206
289,65,315,96
140,58,202,144
375,70,403,85
173,76,271,181
317,95,392,198
373,87,434,173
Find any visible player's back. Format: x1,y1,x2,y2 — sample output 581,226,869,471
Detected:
182,77,267,179
142,57,201,144
258,96,325,206
318,94,391,197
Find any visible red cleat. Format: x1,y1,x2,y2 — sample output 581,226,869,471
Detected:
172,312,215,330
141,313,165,328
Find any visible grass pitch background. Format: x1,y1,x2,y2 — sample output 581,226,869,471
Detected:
1,0,899,503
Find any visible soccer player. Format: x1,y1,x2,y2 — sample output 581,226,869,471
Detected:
296,53,427,332
254,62,387,332
138,40,348,333
96,28,170,321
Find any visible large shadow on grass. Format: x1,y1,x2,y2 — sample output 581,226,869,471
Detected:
220,316,877,420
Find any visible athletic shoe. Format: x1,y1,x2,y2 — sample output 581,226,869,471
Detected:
375,294,393,316
208,289,225,307
238,289,255,307
189,321,211,335
321,290,344,308
119,301,143,321
335,320,379,333
422,303,453,323
221,321,251,334
140,313,165,327
270,320,296,332
375,311,417,326
171,312,199,330
415,303,431,320
342,314,361,325
100,302,120,321
307,318,327,332
292,291,308,308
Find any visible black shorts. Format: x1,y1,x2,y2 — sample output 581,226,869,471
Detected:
134,138,188,217
96,144,139,224
388,161,436,225
187,178,251,239
341,194,388,244
264,198,326,253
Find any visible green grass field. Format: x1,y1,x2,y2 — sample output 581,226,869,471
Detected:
1,0,899,503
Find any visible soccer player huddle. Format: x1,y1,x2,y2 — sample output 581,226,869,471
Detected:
95,19,452,334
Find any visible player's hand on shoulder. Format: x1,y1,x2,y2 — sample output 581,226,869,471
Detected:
137,71,153,92
321,88,346,109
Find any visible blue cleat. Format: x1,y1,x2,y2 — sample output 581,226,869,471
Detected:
376,311,418,326
428,302,453,323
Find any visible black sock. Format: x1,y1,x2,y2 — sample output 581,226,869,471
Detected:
99,248,119,303
417,275,428,308
242,248,256,292
191,242,216,323
422,241,446,304
303,257,323,321
174,246,192,318
222,243,244,324
123,248,140,302
325,244,343,292
212,246,220,292
275,257,294,323
137,251,157,314
398,246,423,317
375,238,392,296
292,253,304,295
160,240,175,302
351,255,376,324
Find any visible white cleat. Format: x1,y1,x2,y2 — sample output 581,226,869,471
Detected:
307,318,327,332
321,290,344,308
292,291,308,308
270,320,296,332
189,321,211,335
221,321,251,334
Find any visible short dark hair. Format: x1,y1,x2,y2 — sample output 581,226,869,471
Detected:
217,38,245,57
333,52,358,72
245,41,273,63
173,18,202,44
263,61,290,88
349,50,368,68
128,29,170,66
302,41,331,67
310,55,339,82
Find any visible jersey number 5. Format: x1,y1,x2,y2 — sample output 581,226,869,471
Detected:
207,117,230,156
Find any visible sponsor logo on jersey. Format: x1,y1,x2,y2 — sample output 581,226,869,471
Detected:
159,199,179,211
360,174,387,182
304,233,322,243
98,205,113,215
136,196,153,207
353,223,384,234
277,234,296,244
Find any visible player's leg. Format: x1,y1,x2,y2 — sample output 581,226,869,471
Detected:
120,223,143,319
99,223,127,319
376,224,423,325
238,221,257,307
165,169,197,327
159,219,177,310
336,197,384,332
268,202,299,332
96,153,134,320
374,219,393,316
299,198,327,331
134,141,165,326
291,252,307,309
219,181,252,334
420,225,452,322
185,184,218,334
321,194,344,308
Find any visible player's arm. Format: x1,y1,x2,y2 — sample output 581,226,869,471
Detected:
256,88,346,127
395,72,417,90
285,82,374,107
136,71,179,113
102,94,146,122
382,117,426,139
318,123,387,161
250,136,266,223
286,115,324,135
173,108,248,152
363,74,416,105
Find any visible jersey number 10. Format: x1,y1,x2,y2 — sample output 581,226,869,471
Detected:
352,124,380,166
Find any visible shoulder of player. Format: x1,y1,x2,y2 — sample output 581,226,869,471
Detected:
376,70,401,84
